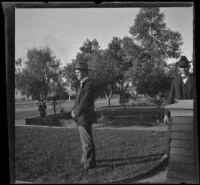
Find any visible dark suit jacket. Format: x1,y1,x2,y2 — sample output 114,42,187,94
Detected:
72,78,97,126
165,74,194,115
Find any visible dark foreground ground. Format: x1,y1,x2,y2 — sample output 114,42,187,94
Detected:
15,126,167,184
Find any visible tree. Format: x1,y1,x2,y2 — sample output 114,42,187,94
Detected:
128,7,183,97
80,39,100,54
63,61,79,92
63,38,121,106
15,46,63,116
88,49,118,106
79,39,117,106
48,74,68,115
15,58,23,73
129,8,182,61
107,37,133,105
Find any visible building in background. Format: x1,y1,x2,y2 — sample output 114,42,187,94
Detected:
15,88,32,102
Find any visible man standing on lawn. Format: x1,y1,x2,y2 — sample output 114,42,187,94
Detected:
71,61,97,170
161,55,194,161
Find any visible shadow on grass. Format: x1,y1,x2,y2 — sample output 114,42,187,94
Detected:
96,104,162,110
96,153,163,168
94,120,156,128
94,108,164,128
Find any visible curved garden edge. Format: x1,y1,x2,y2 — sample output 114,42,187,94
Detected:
107,157,169,184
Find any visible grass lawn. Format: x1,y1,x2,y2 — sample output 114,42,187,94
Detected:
15,126,167,184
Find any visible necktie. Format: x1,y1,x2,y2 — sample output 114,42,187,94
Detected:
77,83,82,96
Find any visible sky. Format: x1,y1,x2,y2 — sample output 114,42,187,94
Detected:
15,6,193,66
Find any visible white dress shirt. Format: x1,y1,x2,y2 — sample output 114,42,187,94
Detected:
181,74,189,84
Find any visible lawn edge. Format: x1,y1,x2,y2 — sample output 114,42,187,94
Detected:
106,157,169,184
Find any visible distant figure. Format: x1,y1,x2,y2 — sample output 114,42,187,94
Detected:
161,56,194,162
38,100,47,117
155,92,162,108
71,61,97,170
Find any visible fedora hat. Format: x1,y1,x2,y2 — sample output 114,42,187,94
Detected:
74,61,90,71
176,56,191,68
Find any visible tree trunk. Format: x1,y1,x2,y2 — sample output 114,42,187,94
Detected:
123,100,126,110
108,88,112,106
119,93,122,104
104,89,112,107
53,100,56,115
118,82,124,105
108,98,111,107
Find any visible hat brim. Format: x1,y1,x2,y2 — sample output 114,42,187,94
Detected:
176,63,190,68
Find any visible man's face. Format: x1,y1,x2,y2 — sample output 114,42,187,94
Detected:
178,66,189,76
75,69,87,81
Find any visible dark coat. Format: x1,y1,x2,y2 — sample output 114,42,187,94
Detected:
165,74,194,115
166,74,194,104
72,78,97,126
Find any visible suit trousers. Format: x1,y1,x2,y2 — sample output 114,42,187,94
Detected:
78,125,96,168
